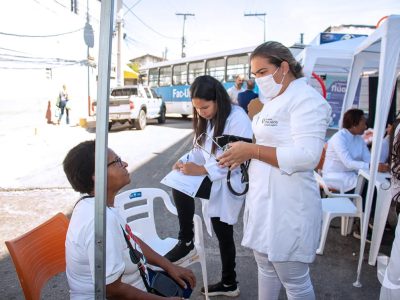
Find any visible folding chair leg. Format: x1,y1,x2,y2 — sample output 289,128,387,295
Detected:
341,217,349,236
317,214,332,255
198,249,209,300
347,217,355,235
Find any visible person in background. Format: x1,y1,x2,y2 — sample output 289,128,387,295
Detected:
322,108,389,193
63,140,195,299
237,79,258,114
218,41,331,300
58,84,70,125
164,75,252,297
227,74,245,104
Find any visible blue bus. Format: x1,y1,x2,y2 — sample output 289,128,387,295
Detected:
140,45,304,117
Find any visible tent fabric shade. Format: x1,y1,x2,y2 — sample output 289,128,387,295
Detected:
297,14,400,289
339,14,400,288
296,37,367,78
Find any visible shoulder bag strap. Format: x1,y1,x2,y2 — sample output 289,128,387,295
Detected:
120,225,151,292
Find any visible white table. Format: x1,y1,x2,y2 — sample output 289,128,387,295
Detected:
354,169,392,266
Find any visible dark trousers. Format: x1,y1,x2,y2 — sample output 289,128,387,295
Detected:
172,177,237,284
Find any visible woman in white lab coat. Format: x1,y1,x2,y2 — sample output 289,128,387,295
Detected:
164,75,252,297
322,108,389,193
218,41,331,300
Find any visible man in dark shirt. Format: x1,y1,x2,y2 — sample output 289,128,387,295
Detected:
237,79,258,114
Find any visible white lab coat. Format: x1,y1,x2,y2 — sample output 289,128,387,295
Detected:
322,128,370,192
242,78,331,263
180,105,252,234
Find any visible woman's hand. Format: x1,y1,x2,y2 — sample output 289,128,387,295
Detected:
165,264,196,290
218,141,254,170
172,160,184,171
177,162,207,176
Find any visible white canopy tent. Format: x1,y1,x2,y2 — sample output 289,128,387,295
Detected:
296,36,367,79
340,15,400,287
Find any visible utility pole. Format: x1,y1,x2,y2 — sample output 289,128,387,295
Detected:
244,12,266,42
176,13,194,58
116,0,124,86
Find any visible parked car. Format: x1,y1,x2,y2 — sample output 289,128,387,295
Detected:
93,85,166,130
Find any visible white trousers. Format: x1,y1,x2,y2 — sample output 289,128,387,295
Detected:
253,250,315,300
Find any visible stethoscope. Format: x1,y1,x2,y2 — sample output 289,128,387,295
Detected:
194,132,249,196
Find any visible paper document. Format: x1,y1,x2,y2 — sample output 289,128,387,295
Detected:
161,170,206,197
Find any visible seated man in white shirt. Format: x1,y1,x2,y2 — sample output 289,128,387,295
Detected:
322,108,389,193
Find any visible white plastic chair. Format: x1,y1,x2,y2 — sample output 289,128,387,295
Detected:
115,188,208,299
314,172,363,255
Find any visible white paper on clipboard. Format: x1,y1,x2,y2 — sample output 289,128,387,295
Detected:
160,170,206,197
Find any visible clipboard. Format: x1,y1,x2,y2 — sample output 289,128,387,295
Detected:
160,170,206,197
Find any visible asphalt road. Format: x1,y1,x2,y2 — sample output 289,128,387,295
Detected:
0,117,394,299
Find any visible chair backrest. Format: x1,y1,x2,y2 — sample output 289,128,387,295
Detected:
314,171,335,197
5,213,69,300
115,188,175,241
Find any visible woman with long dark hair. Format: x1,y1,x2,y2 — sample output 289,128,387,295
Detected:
164,75,252,297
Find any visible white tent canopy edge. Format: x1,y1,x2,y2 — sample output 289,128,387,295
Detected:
340,14,400,288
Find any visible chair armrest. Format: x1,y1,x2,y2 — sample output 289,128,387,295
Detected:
160,191,178,215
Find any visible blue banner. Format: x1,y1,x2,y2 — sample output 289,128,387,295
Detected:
325,75,361,128
320,32,367,44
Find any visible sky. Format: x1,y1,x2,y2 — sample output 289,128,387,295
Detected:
121,0,400,60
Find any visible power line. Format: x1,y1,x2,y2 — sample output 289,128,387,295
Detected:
0,27,84,38
122,3,179,40
123,0,142,16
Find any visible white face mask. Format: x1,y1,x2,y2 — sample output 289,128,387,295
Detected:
255,67,285,104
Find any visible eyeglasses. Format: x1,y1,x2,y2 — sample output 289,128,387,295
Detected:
107,156,124,168
194,132,223,160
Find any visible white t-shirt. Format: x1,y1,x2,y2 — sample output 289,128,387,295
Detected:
66,198,147,299
227,86,245,104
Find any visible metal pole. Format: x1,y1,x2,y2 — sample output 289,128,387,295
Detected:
116,0,123,86
244,13,267,42
87,1,91,116
94,0,114,298
176,13,195,58
263,14,266,42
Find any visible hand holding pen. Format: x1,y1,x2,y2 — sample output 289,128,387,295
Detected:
172,154,207,176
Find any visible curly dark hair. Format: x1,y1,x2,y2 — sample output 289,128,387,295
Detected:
190,75,231,154
63,140,96,194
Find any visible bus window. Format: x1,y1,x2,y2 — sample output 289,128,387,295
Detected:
159,66,172,86
226,55,249,81
149,68,159,87
188,61,205,84
173,64,188,85
206,58,225,82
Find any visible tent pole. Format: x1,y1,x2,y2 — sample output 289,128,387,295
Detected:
94,0,114,298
